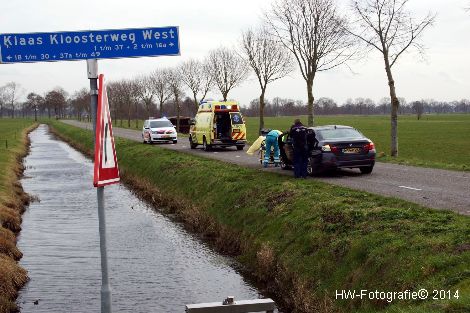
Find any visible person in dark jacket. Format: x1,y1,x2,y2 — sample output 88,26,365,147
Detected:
290,119,309,178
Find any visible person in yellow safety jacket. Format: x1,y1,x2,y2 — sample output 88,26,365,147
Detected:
263,130,283,168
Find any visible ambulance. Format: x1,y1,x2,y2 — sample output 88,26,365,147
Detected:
189,100,247,151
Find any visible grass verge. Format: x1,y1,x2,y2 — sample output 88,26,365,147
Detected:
49,120,469,313
244,114,470,172
0,119,37,313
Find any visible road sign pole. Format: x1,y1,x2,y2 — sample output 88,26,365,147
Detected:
87,59,112,313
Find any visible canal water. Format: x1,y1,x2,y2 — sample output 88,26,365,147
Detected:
17,125,263,312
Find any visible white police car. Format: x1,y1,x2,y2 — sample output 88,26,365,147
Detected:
142,118,177,144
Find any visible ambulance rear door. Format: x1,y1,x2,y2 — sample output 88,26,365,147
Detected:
230,112,246,141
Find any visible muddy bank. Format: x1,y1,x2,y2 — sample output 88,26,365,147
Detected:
0,123,38,313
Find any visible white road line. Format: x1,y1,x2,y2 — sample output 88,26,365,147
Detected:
236,155,241,158
398,186,422,191
213,152,219,154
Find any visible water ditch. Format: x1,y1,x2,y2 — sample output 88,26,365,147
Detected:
17,125,268,312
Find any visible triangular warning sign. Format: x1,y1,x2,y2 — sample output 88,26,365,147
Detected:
93,74,120,187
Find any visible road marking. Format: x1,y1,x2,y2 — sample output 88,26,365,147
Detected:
236,155,241,158
182,145,186,148
213,152,219,154
398,186,422,191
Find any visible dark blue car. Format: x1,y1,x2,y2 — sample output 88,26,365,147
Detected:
279,125,376,175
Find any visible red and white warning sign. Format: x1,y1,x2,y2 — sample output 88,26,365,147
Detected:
93,74,120,187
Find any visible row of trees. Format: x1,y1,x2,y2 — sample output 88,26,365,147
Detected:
242,97,470,118
0,82,70,120
4,80,467,124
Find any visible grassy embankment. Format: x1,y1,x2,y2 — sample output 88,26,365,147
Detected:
50,120,469,313
109,114,470,171
0,119,37,313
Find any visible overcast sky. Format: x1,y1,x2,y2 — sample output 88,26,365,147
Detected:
0,0,469,106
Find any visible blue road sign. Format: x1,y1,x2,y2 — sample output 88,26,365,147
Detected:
0,27,179,63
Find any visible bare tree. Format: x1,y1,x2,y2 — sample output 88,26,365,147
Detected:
135,75,156,117
167,68,184,132
108,81,129,125
207,46,248,101
179,59,214,110
3,82,22,118
150,68,172,117
0,85,6,118
124,80,139,128
241,26,294,133
45,88,67,119
266,0,355,126
26,92,44,121
349,0,435,156
411,100,424,120
70,89,89,121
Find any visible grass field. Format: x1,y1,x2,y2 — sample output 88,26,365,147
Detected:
51,120,470,313
105,114,470,171
244,114,470,172
0,118,36,312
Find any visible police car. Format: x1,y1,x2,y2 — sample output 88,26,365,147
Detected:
142,117,177,144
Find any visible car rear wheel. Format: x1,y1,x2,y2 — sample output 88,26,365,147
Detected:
172,140,177,144
307,157,316,176
236,145,244,151
360,166,374,174
280,157,291,170
189,136,197,149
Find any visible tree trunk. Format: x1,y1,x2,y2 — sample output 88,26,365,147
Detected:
259,88,266,134
175,93,180,133
222,91,228,102
127,104,131,128
193,92,198,110
135,103,139,129
34,108,37,121
307,79,314,127
144,100,152,118
384,59,399,157
159,101,164,118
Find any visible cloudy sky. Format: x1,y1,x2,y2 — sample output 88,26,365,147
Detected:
0,0,469,106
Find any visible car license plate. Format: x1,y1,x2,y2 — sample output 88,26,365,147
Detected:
343,148,361,154
162,135,170,138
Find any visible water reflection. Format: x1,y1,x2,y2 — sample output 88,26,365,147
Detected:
17,125,262,312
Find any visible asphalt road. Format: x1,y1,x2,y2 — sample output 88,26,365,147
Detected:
62,120,470,215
